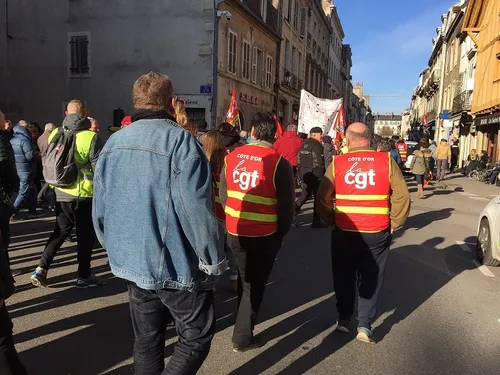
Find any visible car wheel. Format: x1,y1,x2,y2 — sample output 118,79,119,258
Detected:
477,218,500,267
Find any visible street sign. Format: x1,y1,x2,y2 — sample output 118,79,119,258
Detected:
200,85,212,94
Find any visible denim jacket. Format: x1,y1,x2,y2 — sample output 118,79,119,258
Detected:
92,119,227,291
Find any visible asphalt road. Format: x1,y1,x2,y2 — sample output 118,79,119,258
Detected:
6,174,500,375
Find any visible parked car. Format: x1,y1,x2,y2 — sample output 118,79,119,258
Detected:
403,141,418,172
477,196,500,266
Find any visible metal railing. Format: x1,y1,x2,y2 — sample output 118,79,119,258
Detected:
452,90,472,113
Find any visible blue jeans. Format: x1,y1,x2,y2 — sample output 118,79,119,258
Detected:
13,180,36,213
331,228,391,330
415,174,424,185
127,282,215,375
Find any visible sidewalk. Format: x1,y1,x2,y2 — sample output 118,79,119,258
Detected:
442,172,500,198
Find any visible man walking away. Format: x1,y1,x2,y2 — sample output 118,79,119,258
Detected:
296,127,325,228
322,135,335,168
93,72,227,375
450,140,460,173
10,123,38,219
37,123,55,209
219,112,295,353
31,100,104,288
436,138,451,185
273,123,303,182
316,122,410,343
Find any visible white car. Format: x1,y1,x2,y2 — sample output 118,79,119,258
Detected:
477,196,500,266
403,141,418,172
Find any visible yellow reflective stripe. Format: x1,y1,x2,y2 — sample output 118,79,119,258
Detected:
215,181,221,188
215,196,222,204
227,190,277,205
335,206,389,215
336,194,389,201
225,206,277,222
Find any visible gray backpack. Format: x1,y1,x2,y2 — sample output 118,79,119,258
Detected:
43,128,79,187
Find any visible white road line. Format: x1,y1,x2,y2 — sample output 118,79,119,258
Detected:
460,193,478,196
469,196,489,201
472,260,496,277
456,241,473,253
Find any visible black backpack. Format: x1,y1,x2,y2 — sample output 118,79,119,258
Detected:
298,142,319,169
43,128,78,187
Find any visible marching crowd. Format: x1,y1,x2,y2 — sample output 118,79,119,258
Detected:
0,71,412,375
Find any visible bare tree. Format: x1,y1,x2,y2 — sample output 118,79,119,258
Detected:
377,126,394,137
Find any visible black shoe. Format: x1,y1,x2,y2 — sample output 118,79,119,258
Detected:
65,235,76,243
232,337,266,353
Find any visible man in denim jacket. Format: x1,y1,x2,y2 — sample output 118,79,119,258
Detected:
93,72,227,375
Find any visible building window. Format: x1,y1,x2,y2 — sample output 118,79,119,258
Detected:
256,48,264,86
266,55,273,89
293,0,299,30
68,32,91,77
228,30,237,74
260,0,268,22
287,0,293,21
285,39,291,72
494,41,500,82
242,40,251,80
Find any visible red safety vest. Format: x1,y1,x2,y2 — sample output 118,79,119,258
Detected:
334,150,391,233
224,144,281,237
396,142,408,162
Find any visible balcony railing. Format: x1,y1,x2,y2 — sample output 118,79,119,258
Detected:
282,68,302,93
452,90,472,114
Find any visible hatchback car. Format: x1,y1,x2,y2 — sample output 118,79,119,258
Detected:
477,196,500,266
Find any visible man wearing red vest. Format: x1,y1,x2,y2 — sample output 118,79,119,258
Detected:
219,113,295,353
316,122,410,344
396,139,408,162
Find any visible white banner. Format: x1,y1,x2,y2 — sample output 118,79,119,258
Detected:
298,89,343,135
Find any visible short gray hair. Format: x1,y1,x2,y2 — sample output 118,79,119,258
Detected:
346,127,371,141
287,124,298,132
45,122,55,132
18,120,28,127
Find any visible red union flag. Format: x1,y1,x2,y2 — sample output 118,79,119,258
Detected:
225,87,240,127
334,104,346,134
273,113,283,138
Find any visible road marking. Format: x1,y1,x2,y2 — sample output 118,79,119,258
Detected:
469,196,489,201
456,241,473,252
460,193,478,196
472,260,496,277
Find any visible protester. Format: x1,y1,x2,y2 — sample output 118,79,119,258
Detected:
196,119,209,140
428,140,437,178
273,124,303,180
26,123,43,194
315,122,411,343
88,117,100,133
219,112,295,352
395,139,408,163
376,138,391,152
10,123,38,219
410,139,432,199
0,112,21,277
480,150,490,169
296,127,326,228
200,130,238,292
0,241,28,374
450,139,460,173
218,122,243,152
93,72,226,374
239,130,248,145
31,99,105,288
436,138,451,184
389,141,403,166
322,135,335,167
463,149,479,176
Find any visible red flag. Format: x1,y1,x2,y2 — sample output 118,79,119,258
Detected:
225,88,240,127
273,114,283,138
333,104,346,134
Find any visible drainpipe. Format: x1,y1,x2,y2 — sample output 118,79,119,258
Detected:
436,41,447,142
273,1,283,117
211,0,225,129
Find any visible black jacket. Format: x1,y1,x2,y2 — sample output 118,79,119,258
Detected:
323,142,335,168
298,138,325,179
0,129,19,196
220,128,243,153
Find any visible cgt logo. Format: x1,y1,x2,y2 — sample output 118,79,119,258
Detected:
233,160,259,191
344,162,375,189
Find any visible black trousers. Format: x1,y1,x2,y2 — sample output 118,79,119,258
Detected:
38,200,93,279
227,233,282,347
0,217,10,250
331,228,391,330
295,173,321,224
0,304,28,375
127,282,215,375
37,183,55,208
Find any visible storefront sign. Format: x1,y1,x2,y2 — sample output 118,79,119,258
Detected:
260,99,272,108
474,113,500,127
239,93,259,106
